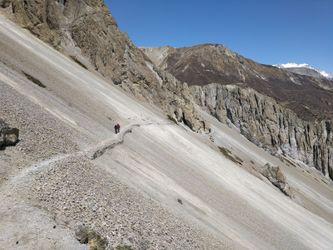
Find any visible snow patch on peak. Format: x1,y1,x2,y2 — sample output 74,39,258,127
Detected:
278,63,311,68
275,63,333,79
319,70,333,79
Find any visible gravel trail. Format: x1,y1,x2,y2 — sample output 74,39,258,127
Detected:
4,122,171,189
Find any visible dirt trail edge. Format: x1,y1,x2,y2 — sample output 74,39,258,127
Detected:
87,123,142,160
4,122,169,189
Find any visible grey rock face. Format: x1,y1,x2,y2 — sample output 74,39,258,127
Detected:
191,84,333,180
0,118,19,149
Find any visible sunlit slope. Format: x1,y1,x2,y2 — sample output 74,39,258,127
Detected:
0,15,333,249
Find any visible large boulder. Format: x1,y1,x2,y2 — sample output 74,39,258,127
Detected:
0,119,19,149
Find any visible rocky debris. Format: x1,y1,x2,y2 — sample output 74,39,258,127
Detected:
191,84,333,180
261,163,292,197
0,82,79,184
0,195,86,250
0,118,19,149
21,156,224,249
1,0,207,133
142,47,175,70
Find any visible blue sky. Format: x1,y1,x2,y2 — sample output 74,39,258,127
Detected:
106,0,333,73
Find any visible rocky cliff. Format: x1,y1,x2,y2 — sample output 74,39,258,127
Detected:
144,45,333,180
144,44,333,121
2,1,332,180
191,84,333,179
1,0,205,132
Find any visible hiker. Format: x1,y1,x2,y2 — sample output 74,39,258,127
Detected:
114,124,118,134
117,123,120,134
114,123,120,134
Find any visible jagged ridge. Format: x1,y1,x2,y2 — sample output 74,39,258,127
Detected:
144,44,333,121
191,84,333,179
1,0,206,132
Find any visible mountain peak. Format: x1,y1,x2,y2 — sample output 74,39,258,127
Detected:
276,63,333,79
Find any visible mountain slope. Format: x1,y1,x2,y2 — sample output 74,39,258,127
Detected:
191,84,333,179
143,44,333,121
1,0,205,132
5,1,332,181
1,14,333,249
144,45,333,180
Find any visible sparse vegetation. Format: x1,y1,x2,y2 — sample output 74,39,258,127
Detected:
23,72,46,88
167,114,178,124
75,226,107,250
218,146,243,165
116,245,132,250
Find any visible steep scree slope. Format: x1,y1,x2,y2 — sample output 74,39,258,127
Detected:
144,45,333,180
1,5,333,249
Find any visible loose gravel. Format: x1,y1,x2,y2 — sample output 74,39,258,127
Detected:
20,155,226,249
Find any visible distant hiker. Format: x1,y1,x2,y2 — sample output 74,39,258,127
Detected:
114,124,117,134
114,123,120,134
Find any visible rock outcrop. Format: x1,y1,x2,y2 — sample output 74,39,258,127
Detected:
0,118,19,149
261,163,292,197
191,84,333,180
74,225,107,249
1,0,206,132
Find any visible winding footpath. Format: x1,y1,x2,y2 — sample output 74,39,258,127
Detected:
4,122,170,189
86,123,142,160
